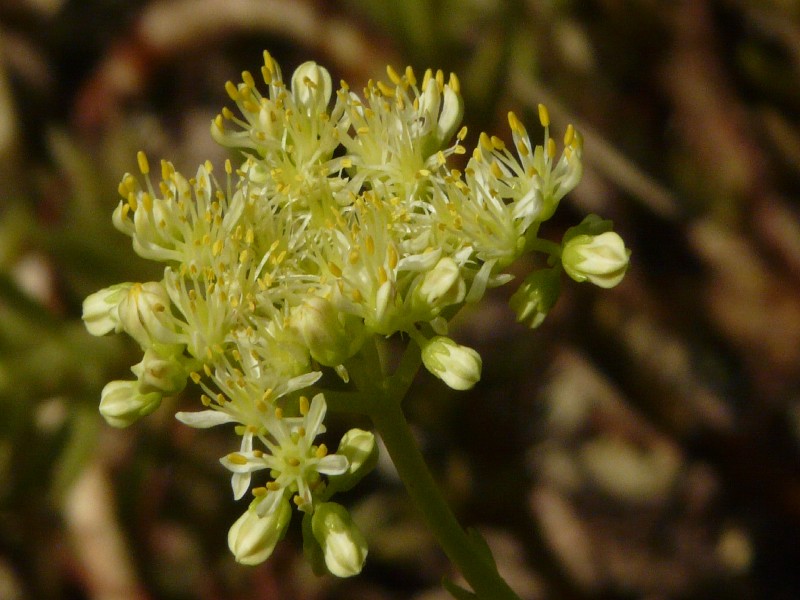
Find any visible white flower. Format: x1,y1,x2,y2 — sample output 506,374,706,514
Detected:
219,394,348,513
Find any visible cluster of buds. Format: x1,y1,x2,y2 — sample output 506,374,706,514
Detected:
83,51,629,574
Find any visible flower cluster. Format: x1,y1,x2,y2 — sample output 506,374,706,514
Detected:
83,51,629,574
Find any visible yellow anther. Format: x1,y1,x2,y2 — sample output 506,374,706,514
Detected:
538,103,550,128
547,137,557,159
351,288,362,302
388,245,398,269
136,151,150,175
448,72,460,94
212,240,223,257
117,182,127,197
242,70,255,89
349,249,360,264
201,394,211,406
508,111,523,133
491,161,503,179
141,192,153,212
188,370,200,384
564,123,575,147
225,158,232,174
405,65,416,86
378,266,388,284
365,235,375,255
299,395,310,416
287,457,301,467
221,107,234,120
457,125,468,140
224,81,240,101
266,482,281,491
386,65,401,85
274,407,284,419
435,69,444,90
252,487,267,497
376,80,395,97
490,135,505,150
227,453,248,465
479,132,493,151
262,49,274,72
316,444,328,458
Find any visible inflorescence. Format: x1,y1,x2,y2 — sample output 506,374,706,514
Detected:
83,51,629,574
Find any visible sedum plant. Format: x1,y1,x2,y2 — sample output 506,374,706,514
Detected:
82,51,629,598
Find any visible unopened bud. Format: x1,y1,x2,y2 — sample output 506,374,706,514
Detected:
291,61,333,116
99,380,161,428
291,296,363,366
131,345,189,395
421,336,482,391
562,231,630,289
312,502,368,578
328,429,378,493
117,282,176,347
412,257,466,316
509,268,561,328
82,283,131,336
228,497,292,566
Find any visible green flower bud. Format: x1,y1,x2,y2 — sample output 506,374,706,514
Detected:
412,257,466,317
508,267,561,328
82,283,132,336
562,231,630,289
421,336,482,391
99,380,161,428
291,296,363,366
328,428,379,493
228,497,292,566
311,502,368,578
117,282,177,347
131,345,189,395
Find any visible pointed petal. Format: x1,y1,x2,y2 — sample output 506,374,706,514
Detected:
175,410,236,428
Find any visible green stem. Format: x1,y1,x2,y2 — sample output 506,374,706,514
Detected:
368,377,520,600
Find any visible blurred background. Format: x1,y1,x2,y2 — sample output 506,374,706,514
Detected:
1,0,800,598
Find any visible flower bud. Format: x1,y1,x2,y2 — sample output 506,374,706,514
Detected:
311,502,368,578
131,345,189,395
291,61,333,116
99,380,162,428
412,257,466,317
508,267,561,329
561,231,630,289
421,336,482,391
82,283,132,336
291,296,363,366
117,282,176,347
328,429,378,493
228,497,292,566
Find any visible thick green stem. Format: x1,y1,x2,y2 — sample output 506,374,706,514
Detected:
369,392,521,600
